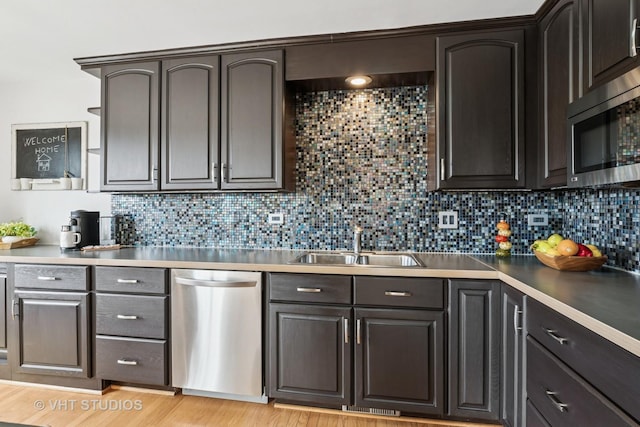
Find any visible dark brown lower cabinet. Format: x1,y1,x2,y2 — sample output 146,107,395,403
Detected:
11,290,90,378
448,280,501,421
0,274,8,379
268,303,351,406
501,285,525,427
354,308,443,416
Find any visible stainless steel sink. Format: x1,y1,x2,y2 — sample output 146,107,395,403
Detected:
289,252,425,268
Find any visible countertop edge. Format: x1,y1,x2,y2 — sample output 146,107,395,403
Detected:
1,249,638,358
498,272,640,358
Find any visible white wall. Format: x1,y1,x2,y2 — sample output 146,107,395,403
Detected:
0,74,111,244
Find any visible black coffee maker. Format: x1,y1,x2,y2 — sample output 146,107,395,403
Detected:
69,210,100,249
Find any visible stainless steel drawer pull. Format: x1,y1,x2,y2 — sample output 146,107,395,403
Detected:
344,318,349,344
116,359,138,366
544,328,568,345
117,279,139,284
385,291,411,297
545,390,568,412
356,319,362,345
296,287,322,293
37,276,58,281
632,18,639,57
514,305,522,332
116,314,139,320
11,299,18,319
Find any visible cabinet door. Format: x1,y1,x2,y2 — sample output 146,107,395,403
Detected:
0,276,7,379
582,0,640,92
0,277,6,351
11,291,89,378
448,280,501,421
101,61,160,191
161,56,220,190
434,29,525,190
354,308,444,416
221,50,285,190
501,285,525,427
538,0,580,188
268,303,351,406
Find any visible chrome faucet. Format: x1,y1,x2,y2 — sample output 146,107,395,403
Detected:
353,225,363,255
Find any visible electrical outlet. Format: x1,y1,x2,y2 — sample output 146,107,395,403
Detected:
527,213,549,227
438,211,458,229
268,213,284,225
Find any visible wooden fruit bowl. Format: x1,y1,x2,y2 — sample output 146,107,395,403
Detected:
534,250,607,271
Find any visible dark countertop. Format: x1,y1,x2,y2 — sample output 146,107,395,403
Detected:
0,246,638,357
474,255,640,356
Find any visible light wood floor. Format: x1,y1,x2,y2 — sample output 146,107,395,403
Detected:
0,383,498,427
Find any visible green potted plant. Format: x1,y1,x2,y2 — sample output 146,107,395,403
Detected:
0,221,37,243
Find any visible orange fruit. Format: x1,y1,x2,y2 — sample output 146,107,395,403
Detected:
497,220,510,230
556,239,579,256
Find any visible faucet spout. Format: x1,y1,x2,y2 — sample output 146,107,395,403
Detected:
353,225,363,255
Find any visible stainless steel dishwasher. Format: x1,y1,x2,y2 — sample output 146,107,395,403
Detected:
171,269,266,403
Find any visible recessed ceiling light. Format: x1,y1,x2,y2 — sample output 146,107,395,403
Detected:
345,75,372,86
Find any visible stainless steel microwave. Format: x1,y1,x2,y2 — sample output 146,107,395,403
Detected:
568,67,640,188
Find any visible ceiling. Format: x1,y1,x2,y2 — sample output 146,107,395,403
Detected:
0,0,544,83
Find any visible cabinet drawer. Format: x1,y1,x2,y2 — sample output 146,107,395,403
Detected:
269,273,352,304
14,264,89,291
95,267,168,294
527,299,640,422
96,336,167,385
354,277,444,308
527,337,635,426
96,294,167,339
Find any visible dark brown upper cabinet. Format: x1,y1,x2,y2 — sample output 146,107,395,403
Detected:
97,50,292,192
538,0,580,188
582,0,640,93
430,29,526,190
161,56,220,190
101,62,160,191
221,50,293,191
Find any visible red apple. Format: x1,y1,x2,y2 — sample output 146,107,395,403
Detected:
576,244,593,257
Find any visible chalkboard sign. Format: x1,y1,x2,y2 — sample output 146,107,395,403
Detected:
11,121,87,181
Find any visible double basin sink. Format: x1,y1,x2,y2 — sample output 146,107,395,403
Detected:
289,252,425,268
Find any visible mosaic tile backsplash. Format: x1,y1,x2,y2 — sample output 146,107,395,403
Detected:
112,86,640,273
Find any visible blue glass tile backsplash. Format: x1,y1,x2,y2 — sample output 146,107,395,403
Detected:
112,86,640,273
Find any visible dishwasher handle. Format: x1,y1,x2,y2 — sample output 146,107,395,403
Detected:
174,276,257,288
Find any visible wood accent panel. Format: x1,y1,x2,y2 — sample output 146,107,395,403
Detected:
286,35,435,80
0,383,493,427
